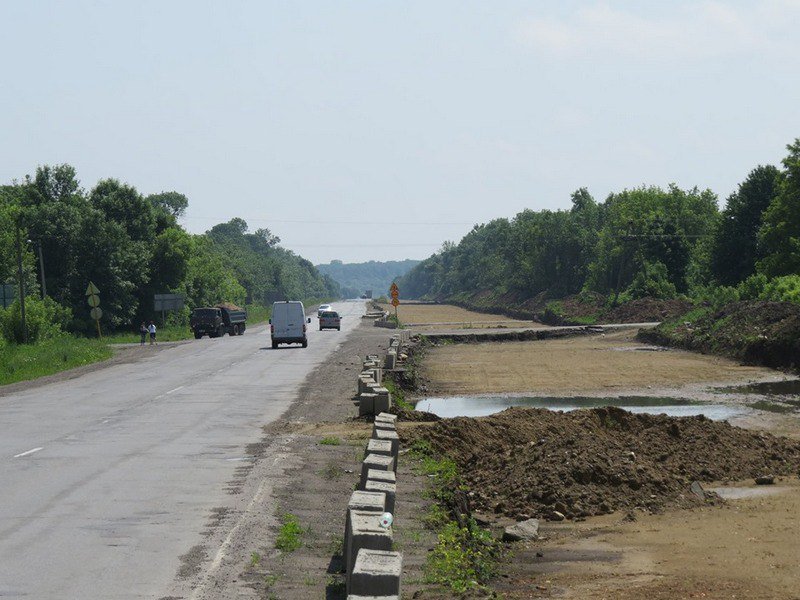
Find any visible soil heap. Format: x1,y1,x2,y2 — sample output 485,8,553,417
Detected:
407,406,800,519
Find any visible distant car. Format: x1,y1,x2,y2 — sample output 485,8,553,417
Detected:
317,304,332,317
319,310,341,331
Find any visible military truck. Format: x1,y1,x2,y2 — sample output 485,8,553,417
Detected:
190,304,247,339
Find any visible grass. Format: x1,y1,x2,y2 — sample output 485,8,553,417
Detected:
250,551,261,567
319,436,341,446
107,324,194,344
275,513,305,552
0,335,113,386
408,439,502,594
383,378,415,411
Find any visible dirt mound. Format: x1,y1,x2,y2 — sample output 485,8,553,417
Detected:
406,407,800,520
640,300,800,370
605,297,692,323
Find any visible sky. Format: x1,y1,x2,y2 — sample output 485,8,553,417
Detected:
1,1,799,264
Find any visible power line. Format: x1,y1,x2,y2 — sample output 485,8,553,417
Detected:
182,216,475,226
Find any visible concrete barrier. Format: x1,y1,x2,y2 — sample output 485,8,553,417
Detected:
373,428,399,459
364,438,396,470
363,468,396,486
343,491,387,571
345,511,393,590
349,549,403,597
360,454,394,488
364,479,396,515
358,393,379,417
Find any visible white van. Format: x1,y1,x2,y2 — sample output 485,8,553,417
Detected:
270,301,311,349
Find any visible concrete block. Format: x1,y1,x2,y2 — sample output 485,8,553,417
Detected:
349,549,402,597
365,468,396,485
364,479,396,515
384,350,397,370
360,454,394,487
358,393,378,417
347,595,399,600
364,439,395,470
371,420,395,440
344,491,387,571
345,511,393,585
373,392,391,414
373,428,399,459
370,368,382,384
375,412,397,424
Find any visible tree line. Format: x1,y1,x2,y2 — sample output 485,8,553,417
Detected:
399,138,800,306
0,164,339,342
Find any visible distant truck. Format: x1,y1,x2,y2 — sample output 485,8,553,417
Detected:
190,304,247,339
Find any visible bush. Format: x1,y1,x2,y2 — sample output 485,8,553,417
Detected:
0,296,72,343
621,260,677,302
736,273,768,300
760,275,800,304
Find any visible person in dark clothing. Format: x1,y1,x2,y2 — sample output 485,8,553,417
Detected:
139,322,147,346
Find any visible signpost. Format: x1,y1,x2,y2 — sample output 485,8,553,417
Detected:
86,282,102,338
389,282,400,318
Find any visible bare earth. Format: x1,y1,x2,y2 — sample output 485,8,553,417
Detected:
419,329,776,395
377,302,537,329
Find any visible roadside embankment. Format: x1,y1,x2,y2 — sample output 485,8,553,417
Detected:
639,300,800,371
403,406,800,521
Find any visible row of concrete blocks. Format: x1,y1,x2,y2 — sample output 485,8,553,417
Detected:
358,356,392,417
345,412,402,599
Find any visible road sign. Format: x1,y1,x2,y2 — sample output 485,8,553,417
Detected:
86,282,100,296
391,298,400,307
87,294,100,308
85,282,102,338
90,307,103,320
154,293,185,312
1,283,16,309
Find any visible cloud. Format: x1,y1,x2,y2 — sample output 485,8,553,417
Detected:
515,1,800,60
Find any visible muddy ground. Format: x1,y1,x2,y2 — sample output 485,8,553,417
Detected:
418,329,777,396
231,305,800,599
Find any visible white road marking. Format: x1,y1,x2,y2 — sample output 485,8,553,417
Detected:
14,447,43,458
165,386,185,395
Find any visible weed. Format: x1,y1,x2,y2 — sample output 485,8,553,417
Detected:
326,535,344,556
325,574,346,593
264,574,279,586
319,436,341,446
424,519,502,594
250,551,261,567
275,513,304,552
383,379,414,411
319,462,343,480
303,576,315,586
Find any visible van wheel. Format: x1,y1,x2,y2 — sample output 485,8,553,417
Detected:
337,326,340,331
302,340,308,348
272,341,278,349
319,325,323,331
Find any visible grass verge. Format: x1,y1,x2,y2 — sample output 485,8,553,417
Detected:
408,440,502,594
0,335,113,386
106,325,193,344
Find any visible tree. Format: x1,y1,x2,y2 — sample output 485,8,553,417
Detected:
758,139,800,277
147,191,188,218
711,165,780,285
90,179,156,242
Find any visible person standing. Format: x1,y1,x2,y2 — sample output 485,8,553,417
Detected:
148,321,157,345
139,322,147,346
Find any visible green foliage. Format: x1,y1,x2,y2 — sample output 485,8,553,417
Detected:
758,139,800,277
760,275,800,304
275,513,304,552
424,520,501,593
319,436,341,446
0,297,72,343
383,378,414,411
710,165,780,285
620,260,677,301
0,335,112,385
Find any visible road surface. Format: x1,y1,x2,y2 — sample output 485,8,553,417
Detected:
0,301,364,599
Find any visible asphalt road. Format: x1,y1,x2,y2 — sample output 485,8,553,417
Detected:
0,301,365,599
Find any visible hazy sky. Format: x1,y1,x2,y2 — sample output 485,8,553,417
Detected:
2,1,799,264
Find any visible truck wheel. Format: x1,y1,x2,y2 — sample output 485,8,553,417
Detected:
231,325,239,336
218,326,225,338
194,332,202,339
239,325,246,335
272,341,278,349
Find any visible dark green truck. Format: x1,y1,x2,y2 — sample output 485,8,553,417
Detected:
190,304,247,338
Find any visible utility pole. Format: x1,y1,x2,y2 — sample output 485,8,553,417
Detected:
29,239,47,299
15,227,27,343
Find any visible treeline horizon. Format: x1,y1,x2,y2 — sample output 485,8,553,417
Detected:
0,165,339,341
398,137,800,307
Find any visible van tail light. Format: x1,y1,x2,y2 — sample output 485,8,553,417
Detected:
303,324,307,333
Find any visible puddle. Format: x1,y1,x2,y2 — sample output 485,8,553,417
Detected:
716,379,800,396
708,486,788,500
416,395,747,421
